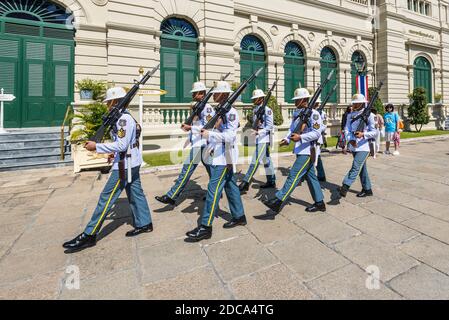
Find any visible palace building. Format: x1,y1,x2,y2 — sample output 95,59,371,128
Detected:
0,0,448,168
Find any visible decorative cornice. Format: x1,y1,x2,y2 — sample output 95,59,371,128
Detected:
77,23,107,33
75,37,107,47
107,37,156,50
234,3,373,39
405,40,442,51
106,22,157,35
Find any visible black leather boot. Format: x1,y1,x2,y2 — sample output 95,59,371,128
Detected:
262,198,283,213
223,215,247,229
63,233,97,252
305,201,326,213
260,181,276,189
357,189,373,198
238,181,250,193
338,184,350,198
126,223,153,237
186,225,212,242
155,195,175,206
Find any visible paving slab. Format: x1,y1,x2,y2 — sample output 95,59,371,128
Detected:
230,264,316,300
204,234,278,282
139,239,209,284
398,235,449,274
269,233,350,282
388,265,449,300
144,266,231,300
348,214,419,245
334,234,419,282
307,264,402,300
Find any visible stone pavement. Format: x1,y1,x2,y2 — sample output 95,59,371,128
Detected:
0,136,449,300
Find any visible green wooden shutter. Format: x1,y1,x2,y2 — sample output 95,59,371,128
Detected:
284,65,293,102
320,48,338,103
161,48,179,103
0,36,20,128
50,41,74,125
414,57,432,103
181,49,197,102
22,39,47,127
240,58,253,103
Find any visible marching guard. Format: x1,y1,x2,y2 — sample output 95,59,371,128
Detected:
314,99,327,182
155,81,215,206
262,88,326,214
238,88,276,194
338,93,376,198
63,87,153,253
185,81,247,242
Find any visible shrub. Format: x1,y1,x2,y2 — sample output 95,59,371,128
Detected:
75,79,108,101
70,102,110,143
368,86,384,116
407,87,430,132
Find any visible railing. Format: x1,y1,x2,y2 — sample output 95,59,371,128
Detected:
349,0,368,5
60,105,74,160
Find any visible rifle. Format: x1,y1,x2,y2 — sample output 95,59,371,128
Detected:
349,81,383,156
290,69,335,163
90,64,160,143
252,78,279,131
184,72,231,126
203,67,264,130
317,83,338,115
317,83,337,150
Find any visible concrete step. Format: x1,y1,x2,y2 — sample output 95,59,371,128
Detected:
0,159,73,172
0,132,66,142
0,146,71,157
0,138,64,150
0,153,71,165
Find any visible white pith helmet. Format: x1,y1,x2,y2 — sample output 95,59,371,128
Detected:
103,87,127,102
292,88,311,101
351,93,367,105
212,81,233,94
191,81,207,93
251,89,266,100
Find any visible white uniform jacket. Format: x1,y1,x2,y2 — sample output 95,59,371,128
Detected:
253,105,274,144
207,107,239,166
190,103,215,148
284,109,324,156
96,112,142,170
344,110,377,152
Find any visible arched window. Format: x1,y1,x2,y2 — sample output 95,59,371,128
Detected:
0,0,74,128
320,47,338,103
284,42,305,102
160,18,199,103
351,51,366,95
240,35,266,103
414,56,432,103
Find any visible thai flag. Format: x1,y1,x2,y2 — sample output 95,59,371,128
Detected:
356,75,369,99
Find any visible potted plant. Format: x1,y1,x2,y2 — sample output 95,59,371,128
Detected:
69,102,112,173
76,79,107,101
435,93,442,104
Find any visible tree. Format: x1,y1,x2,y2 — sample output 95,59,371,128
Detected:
368,87,384,115
408,87,430,132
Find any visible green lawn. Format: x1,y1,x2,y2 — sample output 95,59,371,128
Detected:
143,130,448,167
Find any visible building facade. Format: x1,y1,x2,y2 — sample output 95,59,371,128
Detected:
0,0,448,147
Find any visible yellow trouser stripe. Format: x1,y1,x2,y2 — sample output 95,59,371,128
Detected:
282,158,311,202
91,180,121,235
247,144,267,182
172,156,195,198
356,152,370,177
207,167,228,226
